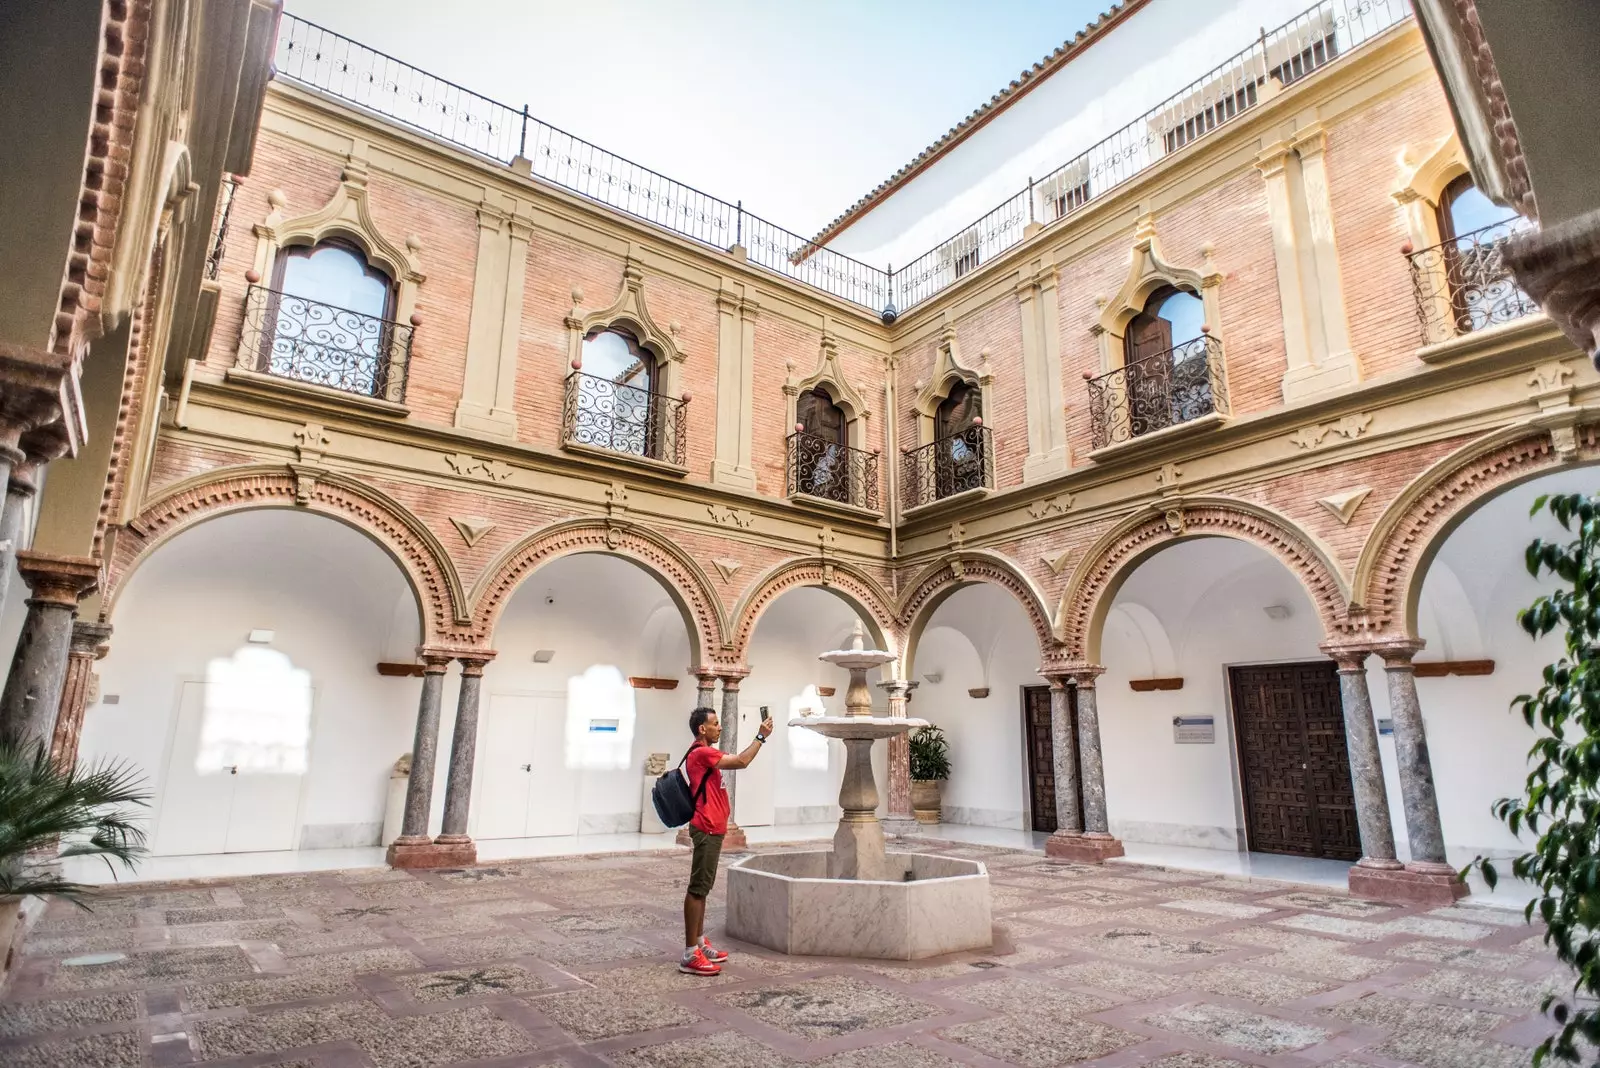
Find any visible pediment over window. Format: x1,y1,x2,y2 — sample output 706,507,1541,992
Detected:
786,330,869,423
568,255,684,368
253,157,424,288
1093,215,1223,370
913,314,993,446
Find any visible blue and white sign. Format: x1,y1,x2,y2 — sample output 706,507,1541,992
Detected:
1377,718,1394,736
1173,715,1215,744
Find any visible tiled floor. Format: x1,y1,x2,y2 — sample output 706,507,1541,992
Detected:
6,837,1566,1067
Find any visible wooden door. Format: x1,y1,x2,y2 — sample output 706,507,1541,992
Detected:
1124,308,1173,436
1228,663,1361,860
1022,686,1080,834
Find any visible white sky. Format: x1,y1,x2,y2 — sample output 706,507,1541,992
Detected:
280,0,1112,238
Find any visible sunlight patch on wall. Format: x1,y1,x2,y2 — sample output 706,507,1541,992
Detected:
566,664,636,770
200,647,313,775
787,684,830,771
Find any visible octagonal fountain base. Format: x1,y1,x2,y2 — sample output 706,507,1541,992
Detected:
726,851,992,960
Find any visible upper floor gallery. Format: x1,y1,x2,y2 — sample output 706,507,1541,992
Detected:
175,0,1551,531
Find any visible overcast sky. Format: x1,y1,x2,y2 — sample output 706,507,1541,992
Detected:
281,0,1111,238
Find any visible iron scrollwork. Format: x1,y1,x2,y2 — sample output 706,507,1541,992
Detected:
1407,218,1539,341
562,370,687,467
901,426,993,509
787,430,880,512
1086,334,1228,450
241,285,412,401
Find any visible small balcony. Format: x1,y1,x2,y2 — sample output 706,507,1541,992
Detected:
240,284,413,402
787,431,880,513
562,370,687,468
1086,334,1229,451
901,425,993,511
1405,219,1540,343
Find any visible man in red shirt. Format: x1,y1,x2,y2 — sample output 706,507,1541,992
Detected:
681,705,773,976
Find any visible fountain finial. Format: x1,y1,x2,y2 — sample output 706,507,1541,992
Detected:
848,619,866,651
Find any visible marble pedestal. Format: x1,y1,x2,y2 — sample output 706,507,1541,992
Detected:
1348,861,1468,905
386,836,477,869
726,851,991,959
1045,831,1125,864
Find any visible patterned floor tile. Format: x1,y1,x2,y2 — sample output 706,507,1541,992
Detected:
608,1029,790,1067
938,1012,1142,1066
194,1001,534,1067
534,986,700,1039
715,975,937,1039
0,992,141,1038
2,1031,144,1068
1143,1002,1328,1053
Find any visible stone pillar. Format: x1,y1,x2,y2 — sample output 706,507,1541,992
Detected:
0,552,99,751
1322,644,1403,897
1046,667,1123,863
0,462,37,621
1042,677,1082,857
435,652,495,866
1375,638,1466,903
720,670,748,852
880,679,916,836
387,651,453,868
49,621,112,766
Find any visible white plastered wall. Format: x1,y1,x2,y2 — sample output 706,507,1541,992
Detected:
85,509,425,853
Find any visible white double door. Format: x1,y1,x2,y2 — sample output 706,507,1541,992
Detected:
154,681,309,856
471,692,580,839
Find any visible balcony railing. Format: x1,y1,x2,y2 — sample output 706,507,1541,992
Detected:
901,425,993,509
562,370,688,467
240,284,413,401
787,431,880,512
1086,334,1228,450
206,175,239,281
1406,218,1540,342
270,1,1409,317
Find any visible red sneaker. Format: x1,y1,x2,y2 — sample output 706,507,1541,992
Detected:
678,946,722,976
700,936,729,963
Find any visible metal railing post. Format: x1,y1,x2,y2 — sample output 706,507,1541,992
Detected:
519,105,529,158
736,200,743,247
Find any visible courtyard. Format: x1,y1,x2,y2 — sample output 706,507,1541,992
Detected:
0,841,1559,1068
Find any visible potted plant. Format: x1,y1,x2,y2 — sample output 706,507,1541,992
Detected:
907,725,950,824
0,740,149,978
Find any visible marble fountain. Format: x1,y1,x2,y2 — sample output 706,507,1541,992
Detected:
725,622,993,960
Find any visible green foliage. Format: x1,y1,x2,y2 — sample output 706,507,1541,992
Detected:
908,725,951,781
1469,491,1600,1064
0,740,149,905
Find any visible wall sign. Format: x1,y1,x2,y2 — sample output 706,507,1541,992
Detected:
1173,715,1215,744
588,718,620,733
1377,718,1394,736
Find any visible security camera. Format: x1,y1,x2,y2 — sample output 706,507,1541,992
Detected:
544,592,555,605
880,302,898,326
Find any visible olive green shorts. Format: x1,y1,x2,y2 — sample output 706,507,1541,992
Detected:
687,826,724,898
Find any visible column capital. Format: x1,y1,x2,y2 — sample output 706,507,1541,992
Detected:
877,678,911,696
715,666,751,688
14,550,99,607
1319,642,1372,671
457,651,497,676
415,647,456,673
1040,662,1105,687
0,341,79,454
1374,637,1426,667
69,620,114,656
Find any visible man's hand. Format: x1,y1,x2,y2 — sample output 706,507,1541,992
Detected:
759,716,775,738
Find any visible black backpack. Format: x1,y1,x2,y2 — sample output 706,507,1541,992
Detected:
651,746,711,828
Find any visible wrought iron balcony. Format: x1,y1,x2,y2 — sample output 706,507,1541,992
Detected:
1406,219,1540,342
562,370,687,467
240,284,413,402
1085,334,1229,451
787,431,880,512
901,425,993,509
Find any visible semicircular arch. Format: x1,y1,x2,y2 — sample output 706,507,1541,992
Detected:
105,464,463,645
1059,497,1350,662
729,559,899,666
897,550,1054,678
471,519,725,666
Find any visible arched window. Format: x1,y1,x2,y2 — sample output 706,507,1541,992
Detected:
262,240,398,397
1437,173,1518,242
933,382,985,499
794,387,850,503
1123,285,1212,438
1435,174,1530,334
574,327,661,457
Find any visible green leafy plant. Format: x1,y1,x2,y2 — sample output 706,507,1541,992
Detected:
908,725,951,781
1469,491,1600,1064
0,740,149,905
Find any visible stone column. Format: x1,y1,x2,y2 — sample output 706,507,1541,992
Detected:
720,670,749,851
49,621,112,766
0,552,99,750
387,651,453,868
1377,638,1466,902
0,462,37,620
1043,677,1082,851
1322,644,1402,886
692,669,718,709
1046,667,1124,863
880,678,916,836
435,652,495,866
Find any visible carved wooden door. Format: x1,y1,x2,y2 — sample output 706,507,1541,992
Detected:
1228,662,1360,860
1023,686,1080,834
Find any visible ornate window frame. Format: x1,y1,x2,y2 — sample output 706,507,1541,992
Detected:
1090,215,1223,372
783,330,871,452
1393,133,1473,344
911,316,993,448
564,258,686,399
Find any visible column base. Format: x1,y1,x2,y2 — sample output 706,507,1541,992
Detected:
386,835,477,870
674,823,748,852
1347,860,1467,905
1045,831,1125,864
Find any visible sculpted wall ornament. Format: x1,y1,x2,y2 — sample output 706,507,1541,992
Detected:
1042,551,1073,576
1289,413,1373,451
1528,360,1575,398
1317,487,1373,526
1028,494,1074,520
449,516,495,548
712,558,742,583
1156,463,1182,494
444,453,514,482
293,423,331,463
708,504,755,529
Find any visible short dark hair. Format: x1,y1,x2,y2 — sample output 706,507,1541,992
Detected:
689,706,717,737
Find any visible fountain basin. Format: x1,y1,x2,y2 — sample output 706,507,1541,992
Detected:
726,851,992,960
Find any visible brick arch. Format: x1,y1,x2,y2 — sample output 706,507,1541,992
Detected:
729,559,899,666
1058,497,1350,662
1352,422,1600,637
472,520,725,665
897,551,1055,676
105,464,466,644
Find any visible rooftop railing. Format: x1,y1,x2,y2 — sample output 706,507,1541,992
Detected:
272,0,1411,317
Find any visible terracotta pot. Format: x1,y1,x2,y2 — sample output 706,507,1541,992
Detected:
0,896,22,988
910,778,943,824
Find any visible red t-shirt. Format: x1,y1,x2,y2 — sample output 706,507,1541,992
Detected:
686,743,729,836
